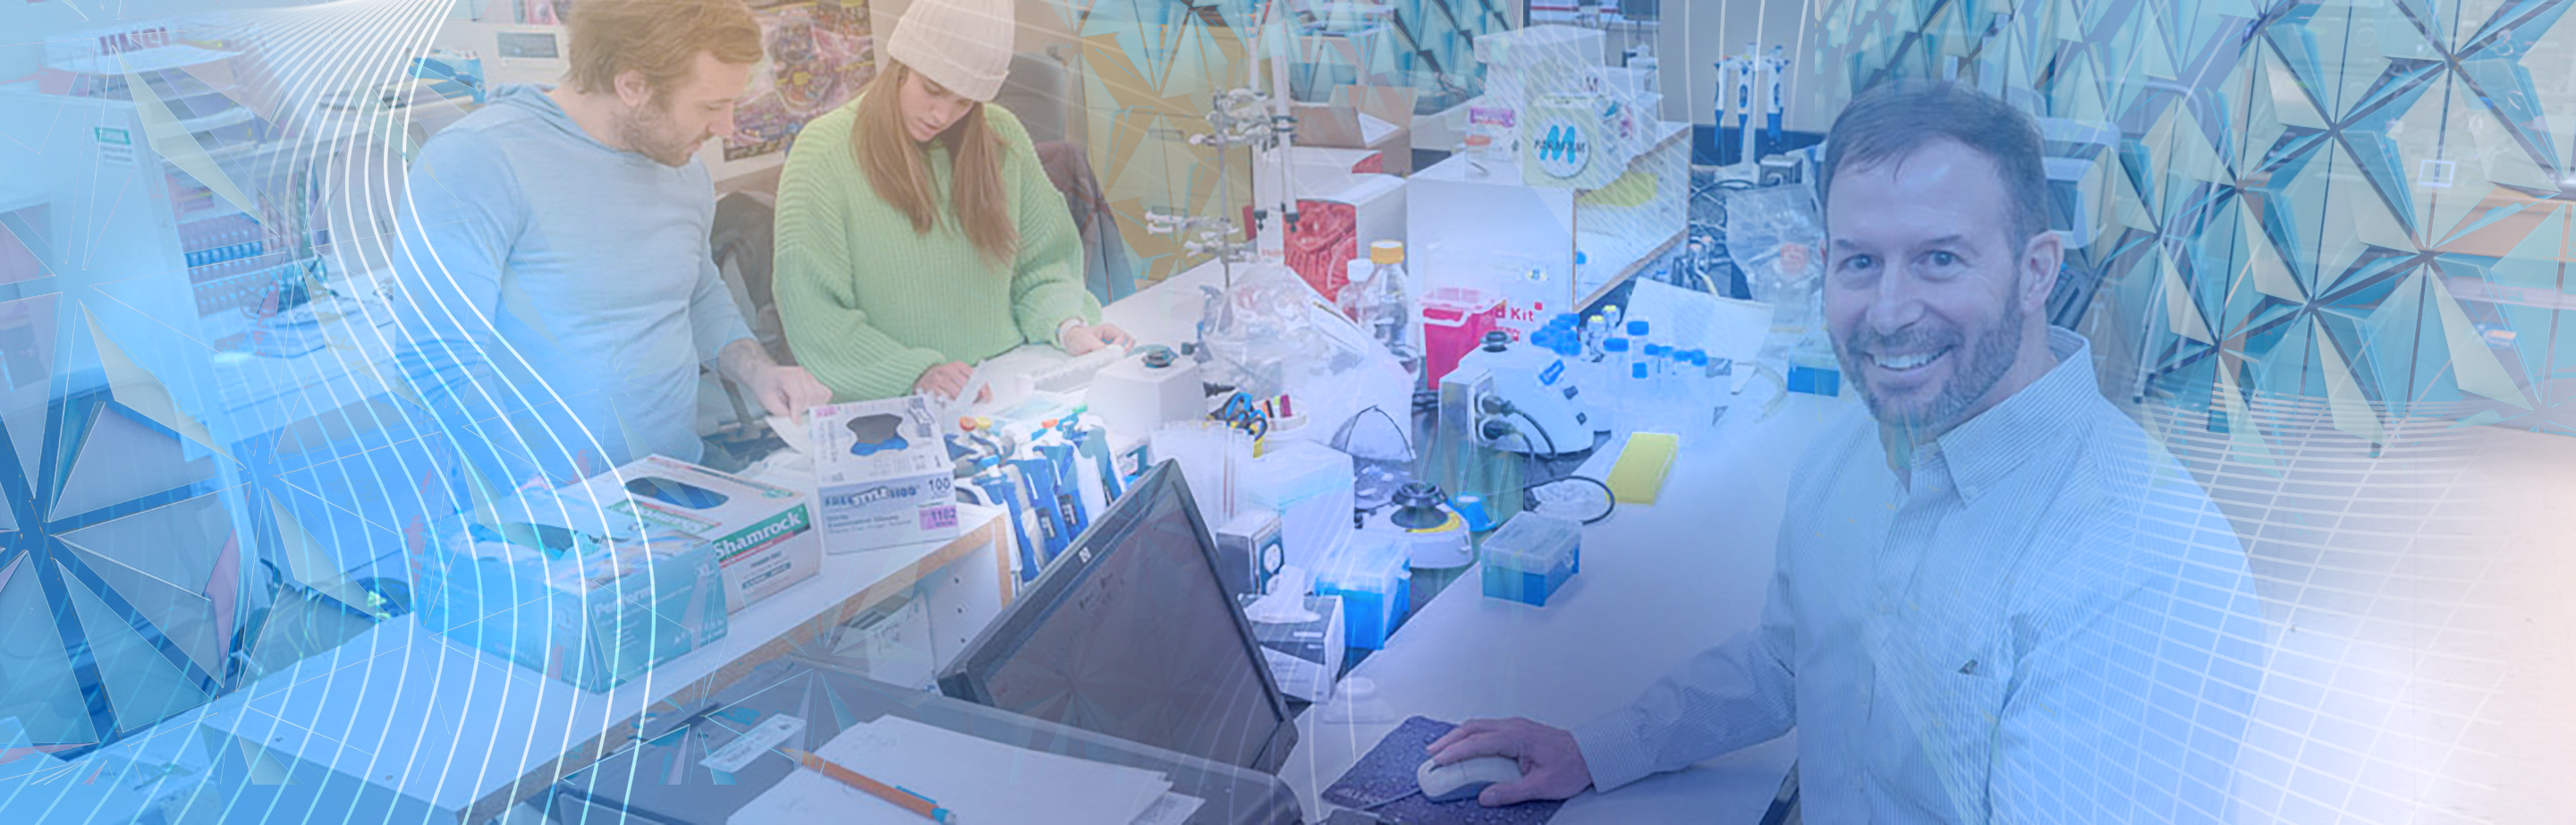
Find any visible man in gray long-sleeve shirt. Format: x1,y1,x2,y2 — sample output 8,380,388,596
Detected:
1425,82,2267,822
394,0,827,491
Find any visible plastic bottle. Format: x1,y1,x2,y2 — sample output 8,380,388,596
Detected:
1340,240,1419,382
1680,350,1711,432
1602,336,1631,395
1625,361,1656,432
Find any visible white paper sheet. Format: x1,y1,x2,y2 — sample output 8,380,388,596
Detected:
732,716,1173,825
1624,276,1775,362
766,414,813,455
1129,792,1206,825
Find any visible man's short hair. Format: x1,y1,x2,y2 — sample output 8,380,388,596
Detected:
1818,80,2051,245
564,0,763,98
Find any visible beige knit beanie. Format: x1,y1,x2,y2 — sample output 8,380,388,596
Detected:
884,0,1016,102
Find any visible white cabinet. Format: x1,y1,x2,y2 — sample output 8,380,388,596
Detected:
924,530,1009,675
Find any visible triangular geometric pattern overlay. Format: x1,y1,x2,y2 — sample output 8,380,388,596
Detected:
1819,0,2576,445
0,301,241,753
0,3,456,759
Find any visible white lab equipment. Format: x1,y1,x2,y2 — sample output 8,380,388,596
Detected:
1241,440,1359,573
1366,481,1475,568
1217,509,1289,598
1625,45,1659,92
1451,332,1592,456
1086,344,1205,451
1530,313,1609,435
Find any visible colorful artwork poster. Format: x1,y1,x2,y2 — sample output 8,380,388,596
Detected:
517,0,572,26
723,2,874,162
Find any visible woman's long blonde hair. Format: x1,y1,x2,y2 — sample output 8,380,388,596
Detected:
854,61,1016,267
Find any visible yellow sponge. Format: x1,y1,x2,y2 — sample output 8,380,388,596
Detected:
1577,167,1660,208
1606,432,1680,504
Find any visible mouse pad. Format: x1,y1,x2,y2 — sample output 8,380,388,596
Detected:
1321,716,1563,825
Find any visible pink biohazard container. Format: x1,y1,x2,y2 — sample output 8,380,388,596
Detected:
1420,286,1505,388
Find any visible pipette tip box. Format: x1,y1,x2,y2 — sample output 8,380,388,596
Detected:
1316,532,1412,650
1479,511,1580,607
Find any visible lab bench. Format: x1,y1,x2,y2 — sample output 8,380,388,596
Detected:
191,506,1013,824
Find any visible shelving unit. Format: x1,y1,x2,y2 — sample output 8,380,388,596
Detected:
21,33,348,361
0,184,47,293
1407,119,1688,329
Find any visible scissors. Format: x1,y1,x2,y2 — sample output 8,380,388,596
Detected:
1216,391,1270,441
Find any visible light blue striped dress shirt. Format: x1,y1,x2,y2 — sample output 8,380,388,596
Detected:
1574,327,2269,822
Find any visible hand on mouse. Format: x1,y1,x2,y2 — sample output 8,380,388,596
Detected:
1424,718,1594,806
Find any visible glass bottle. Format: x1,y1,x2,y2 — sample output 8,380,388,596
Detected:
1339,240,1419,383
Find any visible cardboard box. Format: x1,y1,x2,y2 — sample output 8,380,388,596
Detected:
1252,146,1391,208
809,395,960,554
1294,85,1418,175
1281,174,1407,304
569,455,820,613
1239,594,1346,702
416,499,730,693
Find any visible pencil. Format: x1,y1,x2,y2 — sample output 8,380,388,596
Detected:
779,748,957,823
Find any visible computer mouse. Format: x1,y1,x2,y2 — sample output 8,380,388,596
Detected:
1416,755,1523,804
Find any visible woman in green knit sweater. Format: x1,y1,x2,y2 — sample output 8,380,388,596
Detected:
774,0,1129,402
